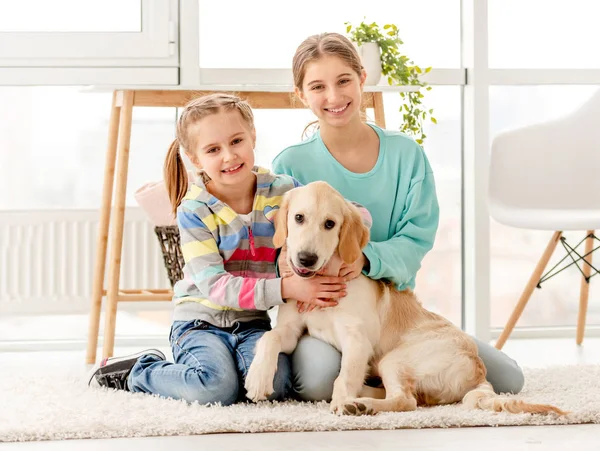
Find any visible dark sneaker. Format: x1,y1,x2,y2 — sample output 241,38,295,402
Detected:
87,349,166,390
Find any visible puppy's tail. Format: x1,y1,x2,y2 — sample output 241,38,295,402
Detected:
462,382,567,415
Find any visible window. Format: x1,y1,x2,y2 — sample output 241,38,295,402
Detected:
0,87,176,210
1,2,466,344
199,0,460,69
0,0,141,32
489,0,600,68
0,0,177,85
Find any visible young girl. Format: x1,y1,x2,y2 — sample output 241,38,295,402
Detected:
272,32,525,401
88,93,347,405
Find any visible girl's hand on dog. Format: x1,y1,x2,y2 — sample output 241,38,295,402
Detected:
297,254,367,314
276,247,295,278
339,253,367,281
281,274,346,310
299,255,367,314
297,301,322,313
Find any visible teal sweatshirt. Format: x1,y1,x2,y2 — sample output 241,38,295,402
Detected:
271,123,439,291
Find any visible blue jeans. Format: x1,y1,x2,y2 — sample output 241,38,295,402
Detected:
128,319,292,405
292,335,525,402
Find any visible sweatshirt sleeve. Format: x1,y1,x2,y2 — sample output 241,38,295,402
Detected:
361,171,439,287
177,208,284,311
271,155,289,177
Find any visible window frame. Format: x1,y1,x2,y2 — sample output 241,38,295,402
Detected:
0,0,178,86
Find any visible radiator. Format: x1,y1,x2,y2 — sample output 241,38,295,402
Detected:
0,208,170,315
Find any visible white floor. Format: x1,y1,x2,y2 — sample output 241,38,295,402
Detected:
2,337,600,450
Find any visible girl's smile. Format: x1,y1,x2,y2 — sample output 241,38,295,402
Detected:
221,163,244,174
324,102,351,116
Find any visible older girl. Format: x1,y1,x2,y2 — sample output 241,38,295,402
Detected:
273,33,525,401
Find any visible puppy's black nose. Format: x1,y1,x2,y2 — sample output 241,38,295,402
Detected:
297,251,318,268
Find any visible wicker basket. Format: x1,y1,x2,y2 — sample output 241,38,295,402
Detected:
154,225,184,288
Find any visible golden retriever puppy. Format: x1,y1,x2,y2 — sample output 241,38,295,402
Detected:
244,181,565,416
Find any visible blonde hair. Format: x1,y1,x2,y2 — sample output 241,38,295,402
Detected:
292,32,366,138
164,93,255,214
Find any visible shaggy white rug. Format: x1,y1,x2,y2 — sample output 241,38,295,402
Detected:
2,364,599,442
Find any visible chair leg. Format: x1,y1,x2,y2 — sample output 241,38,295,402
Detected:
577,230,595,345
495,231,562,350
102,91,135,359
86,92,121,365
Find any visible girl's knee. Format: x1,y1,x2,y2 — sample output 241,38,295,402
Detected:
492,364,525,395
294,374,335,402
179,370,239,405
484,354,525,395
292,336,341,402
473,337,525,395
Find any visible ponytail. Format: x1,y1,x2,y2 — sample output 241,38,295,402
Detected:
164,139,189,216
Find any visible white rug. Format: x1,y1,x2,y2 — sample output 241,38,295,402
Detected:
2,364,600,442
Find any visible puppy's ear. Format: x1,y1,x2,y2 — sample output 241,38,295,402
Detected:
338,203,370,265
272,193,290,249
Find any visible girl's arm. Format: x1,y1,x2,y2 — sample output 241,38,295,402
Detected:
362,171,439,288
178,208,283,311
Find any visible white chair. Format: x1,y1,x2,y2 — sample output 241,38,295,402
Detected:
489,90,600,349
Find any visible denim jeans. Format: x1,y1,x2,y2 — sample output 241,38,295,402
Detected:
292,335,525,402
128,319,292,405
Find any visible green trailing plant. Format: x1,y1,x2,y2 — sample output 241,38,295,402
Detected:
346,20,437,146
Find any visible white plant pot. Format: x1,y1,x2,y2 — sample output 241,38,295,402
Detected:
355,42,382,85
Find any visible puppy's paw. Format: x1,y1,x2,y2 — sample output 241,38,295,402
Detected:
340,400,376,416
330,396,350,415
244,362,275,402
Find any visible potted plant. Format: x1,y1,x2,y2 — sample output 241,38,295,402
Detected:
346,20,437,146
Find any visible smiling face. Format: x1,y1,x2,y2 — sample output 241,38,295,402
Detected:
296,55,366,129
188,109,256,190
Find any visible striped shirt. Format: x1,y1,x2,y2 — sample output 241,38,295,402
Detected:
172,166,301,327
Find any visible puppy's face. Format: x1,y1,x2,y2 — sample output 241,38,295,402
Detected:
273,181,368,279
285,184,346,278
